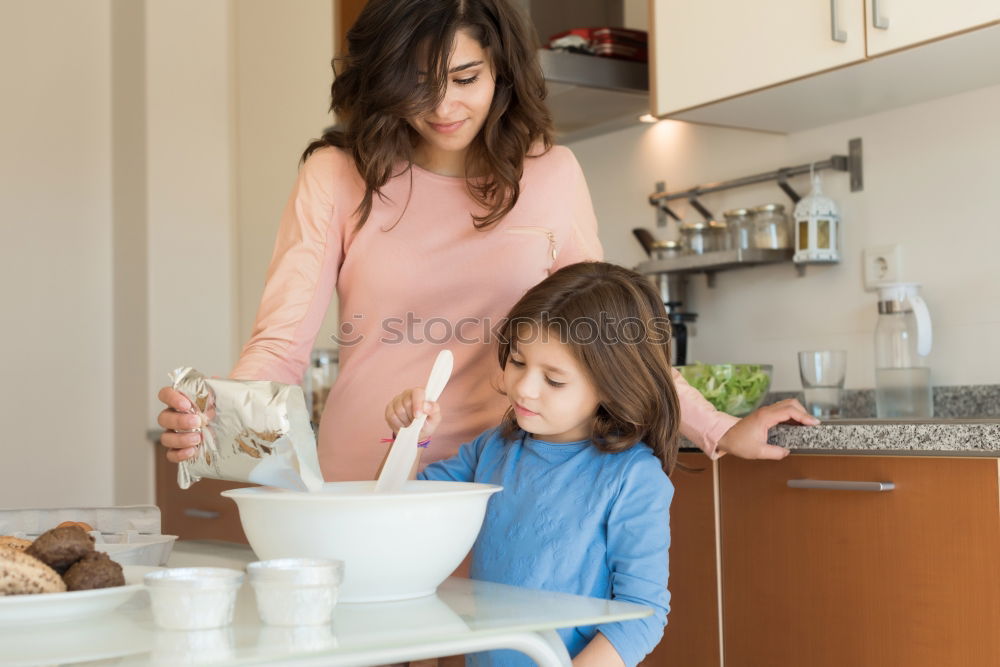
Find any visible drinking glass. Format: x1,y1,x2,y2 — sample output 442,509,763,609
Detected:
797,350,847,419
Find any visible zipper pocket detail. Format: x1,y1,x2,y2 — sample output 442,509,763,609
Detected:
505,226,558,262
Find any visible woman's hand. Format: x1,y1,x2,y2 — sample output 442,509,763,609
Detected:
156,386,210,463
716,398,819,460
384,387,441,441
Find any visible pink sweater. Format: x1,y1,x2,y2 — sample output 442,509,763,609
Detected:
231,145,737,481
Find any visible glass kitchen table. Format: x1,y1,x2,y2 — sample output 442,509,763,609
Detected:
2,542,651,666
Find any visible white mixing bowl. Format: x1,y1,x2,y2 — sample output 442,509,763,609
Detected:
221,481,501,602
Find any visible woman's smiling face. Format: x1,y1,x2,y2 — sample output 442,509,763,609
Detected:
503,328,602,444
408,28,496,174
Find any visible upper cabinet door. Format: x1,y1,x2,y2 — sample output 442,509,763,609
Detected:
650,0,865,116
865,0,1000,56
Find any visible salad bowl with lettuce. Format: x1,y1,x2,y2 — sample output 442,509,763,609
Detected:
677,363,773,417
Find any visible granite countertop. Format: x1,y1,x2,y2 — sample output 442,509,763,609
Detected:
766,418,1000,455
750,384,1000,455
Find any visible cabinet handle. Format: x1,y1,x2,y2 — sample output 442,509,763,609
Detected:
829,0,848,42
787,479,895,492
872,0,890,30
183,508,221,519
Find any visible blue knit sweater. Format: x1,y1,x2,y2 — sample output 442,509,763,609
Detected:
419,427,673,666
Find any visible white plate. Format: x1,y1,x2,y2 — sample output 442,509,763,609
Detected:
0,565,150,625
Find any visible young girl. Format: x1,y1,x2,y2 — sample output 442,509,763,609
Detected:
385,262,683,667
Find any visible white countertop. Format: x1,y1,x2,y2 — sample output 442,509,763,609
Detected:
1,541,650,667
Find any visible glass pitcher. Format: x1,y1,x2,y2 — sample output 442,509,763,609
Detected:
874,283,933,419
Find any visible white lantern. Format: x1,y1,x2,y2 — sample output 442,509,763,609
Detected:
793,171,840,264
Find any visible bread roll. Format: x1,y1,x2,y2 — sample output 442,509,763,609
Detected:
0,546,67,595
56,521,94,532
0,536,32,551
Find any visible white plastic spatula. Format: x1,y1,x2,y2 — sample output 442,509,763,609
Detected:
374,349,454,493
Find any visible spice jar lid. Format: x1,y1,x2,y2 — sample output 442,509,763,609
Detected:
650,239,682,250
707,219,728,230
722,208,752,218
679,220,709,231
753,203,785,213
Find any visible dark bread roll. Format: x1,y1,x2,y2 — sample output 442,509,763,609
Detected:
25,525,95,573
62,551,125,591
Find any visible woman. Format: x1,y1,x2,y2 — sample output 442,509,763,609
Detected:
158,0,815,480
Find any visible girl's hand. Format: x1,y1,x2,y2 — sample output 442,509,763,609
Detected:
156,386,212,463
384,387,441,441
716,398,819,460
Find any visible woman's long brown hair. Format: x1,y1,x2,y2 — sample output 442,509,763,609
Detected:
303,0,554,230
495,262,682,475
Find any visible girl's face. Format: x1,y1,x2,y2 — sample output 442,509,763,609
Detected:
503,330,602,444
408,29,496,174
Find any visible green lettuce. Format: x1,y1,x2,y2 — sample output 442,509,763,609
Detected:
678,363,771,417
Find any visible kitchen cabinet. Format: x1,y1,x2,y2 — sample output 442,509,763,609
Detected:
865,0,1000,56
154,448,250,544
640,452,722,667
650,0,1000,131
719,454,1000,667
650,0,865,116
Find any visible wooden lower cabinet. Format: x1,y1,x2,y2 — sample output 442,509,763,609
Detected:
641,452,721,667
154,448,251,544
719,455,1000,667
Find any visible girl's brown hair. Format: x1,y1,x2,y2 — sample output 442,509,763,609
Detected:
496,262,682,474
304,0,553,230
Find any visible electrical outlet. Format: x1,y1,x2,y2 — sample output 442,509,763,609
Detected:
863,244,902,290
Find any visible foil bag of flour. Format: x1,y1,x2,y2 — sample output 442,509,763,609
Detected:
169,367,324,492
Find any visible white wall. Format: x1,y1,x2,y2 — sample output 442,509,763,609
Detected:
144,0,333,501
567,84,1000,392
146,0,238,429
0,1,114,508
0,0,332,508
235,0,336,350
112,0,151,506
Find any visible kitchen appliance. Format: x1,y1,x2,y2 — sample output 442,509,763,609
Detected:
875,283,933,418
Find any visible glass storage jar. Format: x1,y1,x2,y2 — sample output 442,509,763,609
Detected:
752,203,791,249
707,219,729,251
723,208,754,250
650,239,683,260
679,220,713,254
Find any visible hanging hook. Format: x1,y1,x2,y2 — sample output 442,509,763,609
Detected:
658,200,682,222
776,168,801,204
688,193,715,222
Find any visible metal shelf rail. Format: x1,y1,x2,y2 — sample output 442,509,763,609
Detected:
647,137,863,223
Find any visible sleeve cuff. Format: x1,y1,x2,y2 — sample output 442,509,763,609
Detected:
703,413,740,460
